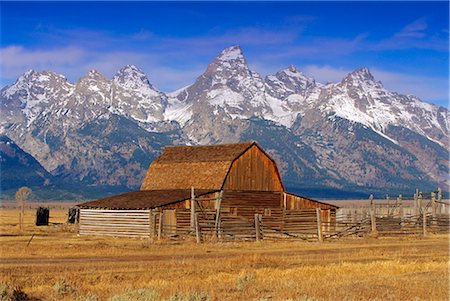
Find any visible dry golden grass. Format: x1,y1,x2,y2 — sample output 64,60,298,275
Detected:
0,209,449,301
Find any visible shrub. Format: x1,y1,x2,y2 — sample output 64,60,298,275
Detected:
166,291,209,301
76,292,99,301
53,279,75,296
236,273,255,291
109,288,159,301
0,284,11,301
0,283,31,301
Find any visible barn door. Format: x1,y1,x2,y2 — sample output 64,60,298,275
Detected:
163,209,176,236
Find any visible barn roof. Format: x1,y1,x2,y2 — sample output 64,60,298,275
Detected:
155,142,254,163
141,142,278,190
78,189,217,210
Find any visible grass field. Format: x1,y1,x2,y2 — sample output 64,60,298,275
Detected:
0,209,449,301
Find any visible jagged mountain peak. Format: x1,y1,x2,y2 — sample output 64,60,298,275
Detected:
18,69,68,83
1,69,72,100
78,69,108,83
264,65,319,109
76,69,109,91
113,64,155,91
115,64,146,77
278,65,315,82
216,45,245,63
206,45,250,76
281,65,302,75
341,67,382,88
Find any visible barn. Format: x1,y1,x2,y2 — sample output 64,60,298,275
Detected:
78,142,338,239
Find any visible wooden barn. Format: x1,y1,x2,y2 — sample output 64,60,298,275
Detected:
78,142,338,239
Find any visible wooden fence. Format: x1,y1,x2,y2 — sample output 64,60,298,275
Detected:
76,188,449,242
145,206,449,242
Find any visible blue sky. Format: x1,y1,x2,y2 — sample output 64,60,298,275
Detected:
1,1,448,106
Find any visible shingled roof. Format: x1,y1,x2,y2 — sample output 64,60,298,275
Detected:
78,189,217,209
140,142,259,190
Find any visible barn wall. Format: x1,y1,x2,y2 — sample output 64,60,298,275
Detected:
285,193,337,210
223,145,283,191
79,209,151,238
222,190,282,208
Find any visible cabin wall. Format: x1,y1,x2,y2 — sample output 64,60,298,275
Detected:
223,145,283,191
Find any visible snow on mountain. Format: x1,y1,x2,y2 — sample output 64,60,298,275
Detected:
264,65,323,127
0,45,448,194
168,45,272,119
1,70,74,128
319,68,449,146
111,65,167,124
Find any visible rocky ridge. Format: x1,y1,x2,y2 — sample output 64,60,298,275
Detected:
1,45,448,197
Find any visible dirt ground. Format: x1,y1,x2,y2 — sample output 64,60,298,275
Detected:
0,209,449,301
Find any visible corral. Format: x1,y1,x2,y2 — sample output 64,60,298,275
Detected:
78,142,338,240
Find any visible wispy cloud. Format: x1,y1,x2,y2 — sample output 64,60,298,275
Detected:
374,18,448,51
300,65,352,83
371,68,449,103
1,19,448,106
1,45,86,78
395,18,427,38
0,43,206,92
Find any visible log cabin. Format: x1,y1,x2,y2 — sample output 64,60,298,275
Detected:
78,142,338,238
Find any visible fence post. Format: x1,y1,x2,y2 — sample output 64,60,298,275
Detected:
413,191,418,216
316,208,323,242
215,190,223,238
151,210,157,239
158,212,163,240
255,213,261,242
194,213,201,244
418,192,423,215
422,210,427,237
369,195,378,238
437,187,442,214
190,187,195,231
431,191,436,222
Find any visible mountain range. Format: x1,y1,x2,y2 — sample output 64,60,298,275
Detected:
1,45,448,199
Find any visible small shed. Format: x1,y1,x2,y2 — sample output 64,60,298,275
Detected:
78,142,338,238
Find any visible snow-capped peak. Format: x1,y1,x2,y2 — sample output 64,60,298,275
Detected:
343,67,378,85
116,64,146,78
23,69,36,78
217,45,245,63
84,69,106,79
113,64,156,91
281,65,303,77
278,65,317,83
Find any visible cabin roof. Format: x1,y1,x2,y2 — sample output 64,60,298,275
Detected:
78,189,218,210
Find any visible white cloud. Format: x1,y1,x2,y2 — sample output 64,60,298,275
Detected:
395,18,427,39
300,65,352,83
0,45,206,91
371,68,449,104
0,45,86,79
